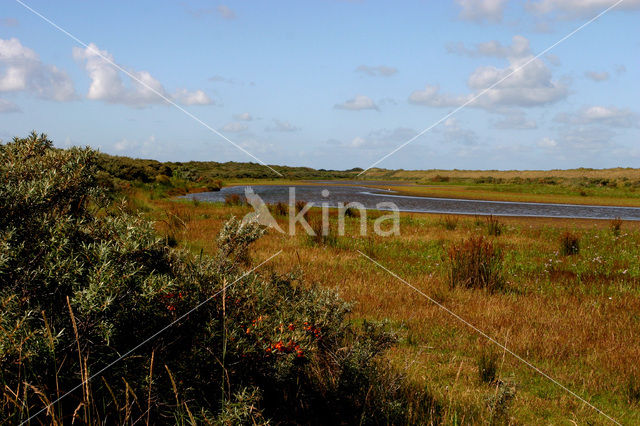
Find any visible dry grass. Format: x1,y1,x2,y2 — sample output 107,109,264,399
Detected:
143,195,640,424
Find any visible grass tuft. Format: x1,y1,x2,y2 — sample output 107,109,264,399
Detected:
486,215,503,236
441,215,459,230
560,231,580,256
447,236,504,292
477,349,498,384
610,217,623,236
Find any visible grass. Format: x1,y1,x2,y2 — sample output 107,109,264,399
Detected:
447,236,504,292
127,187,640,424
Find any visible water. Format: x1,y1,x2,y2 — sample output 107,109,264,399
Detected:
181,183,640,221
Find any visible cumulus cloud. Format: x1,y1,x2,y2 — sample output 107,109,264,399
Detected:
0,37,76,101
221,122,248,133
233,112,253,121
455,0,509,22
555,106,638,128
266,119,300,132
410,36,567,110
73,43,212,107
526,0,640,18
334,94,379,111
172,88,212,105
217,5,236,20
355,65,398,77
584,71,609,82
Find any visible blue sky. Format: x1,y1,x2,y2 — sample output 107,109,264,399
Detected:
0,0,638,171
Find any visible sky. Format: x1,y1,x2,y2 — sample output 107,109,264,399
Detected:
0,0,639,172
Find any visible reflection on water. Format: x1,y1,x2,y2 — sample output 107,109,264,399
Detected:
181,184,640,221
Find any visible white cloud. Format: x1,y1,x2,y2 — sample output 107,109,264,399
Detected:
335,94,379,111
221,122,248,133
537,136,557,148
233,112,253,121
555,106,638,128
526,0,640,18
73,43,212,107
217,5,236,20
455,0,509,22
355,65,398,77
172,88,212,105
114,135,156,152
446,35,531,58
410,36,568,110
584,71,609,82
350,136,366,148
266,119,300,132
0,98,20,113
0,37,76,101
408,85,465,107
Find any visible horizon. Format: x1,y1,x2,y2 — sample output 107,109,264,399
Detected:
1,0,639,171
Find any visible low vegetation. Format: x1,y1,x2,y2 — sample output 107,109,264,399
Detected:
447,236,505,292
4,133,640,424
0,134,437,424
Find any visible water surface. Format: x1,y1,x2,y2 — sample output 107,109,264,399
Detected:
182,184,640,221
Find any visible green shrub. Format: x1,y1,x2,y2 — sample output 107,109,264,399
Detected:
447,236,504,292
0,133,439,424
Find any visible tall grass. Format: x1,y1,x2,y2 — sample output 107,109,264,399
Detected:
486,215,503,236
447,236,504,292
560,231,580,256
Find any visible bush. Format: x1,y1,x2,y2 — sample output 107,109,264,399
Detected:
447,236,504,292
206,179,223,191
560,231,580,256
0,133,439,424
486,215,502,236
